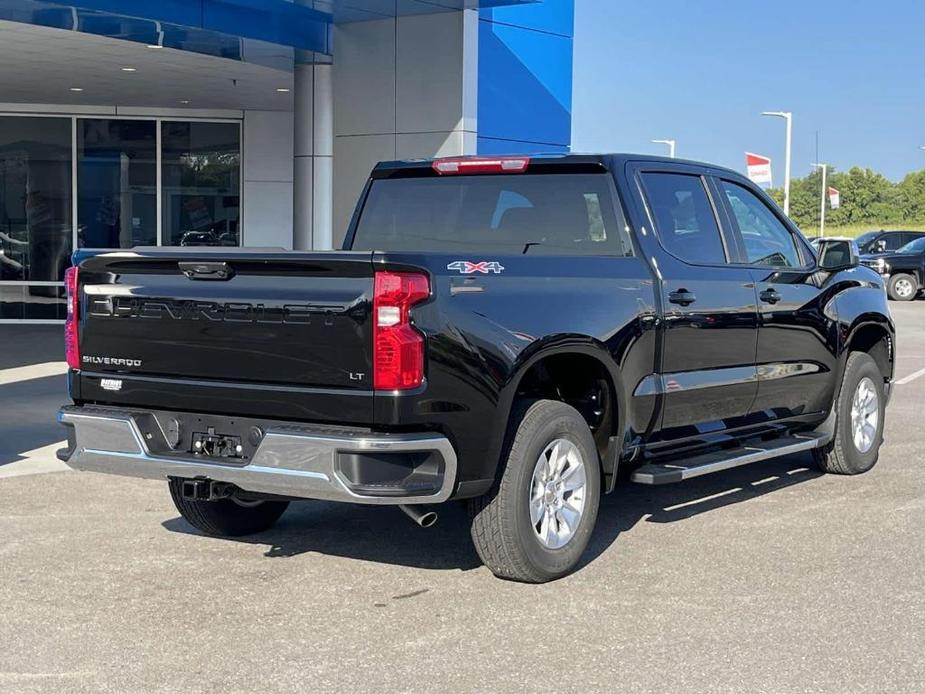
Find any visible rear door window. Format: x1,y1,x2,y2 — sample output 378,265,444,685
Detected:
351,173,633,256
882,234,905,251
640,172,727,264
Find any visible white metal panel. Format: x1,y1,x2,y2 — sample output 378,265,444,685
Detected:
242,181,294,249
396,12,466,135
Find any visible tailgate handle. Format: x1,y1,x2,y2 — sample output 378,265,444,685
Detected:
179,261,234,281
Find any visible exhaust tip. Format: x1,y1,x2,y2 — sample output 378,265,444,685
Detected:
418,511,438,528
399,504,438,528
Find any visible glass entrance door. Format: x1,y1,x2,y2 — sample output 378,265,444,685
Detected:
0,116,72,319
77,119,157,249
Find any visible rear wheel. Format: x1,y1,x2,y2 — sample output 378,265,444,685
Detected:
887,273,918,301
168,479,290,537
813,352,885,475
468,400,601,583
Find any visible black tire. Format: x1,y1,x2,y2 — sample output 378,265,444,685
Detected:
168,479,290,537
813,352,885,475
468,400,601,583
887,273,918,301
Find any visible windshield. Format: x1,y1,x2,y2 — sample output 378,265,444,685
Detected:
854,231,879,251
898,237,925,254
351,173,633,257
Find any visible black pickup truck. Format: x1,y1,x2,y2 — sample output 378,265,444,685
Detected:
58,154,894,583
861,235,925,301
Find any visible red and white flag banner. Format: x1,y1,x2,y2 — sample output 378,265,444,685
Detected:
828,187,840,209
745,152,773,187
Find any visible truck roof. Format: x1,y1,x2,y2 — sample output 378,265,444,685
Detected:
371,153,744,180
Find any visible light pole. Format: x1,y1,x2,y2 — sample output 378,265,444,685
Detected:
812,163,828,239
762,111,792,217
652,139,676,158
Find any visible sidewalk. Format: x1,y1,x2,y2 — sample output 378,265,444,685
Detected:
0,326,69,476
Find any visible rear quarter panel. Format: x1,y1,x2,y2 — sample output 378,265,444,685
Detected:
374,251,659,493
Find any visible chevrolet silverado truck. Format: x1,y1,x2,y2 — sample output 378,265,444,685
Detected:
58,154,894,583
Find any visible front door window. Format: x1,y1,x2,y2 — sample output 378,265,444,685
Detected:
720,180,802,268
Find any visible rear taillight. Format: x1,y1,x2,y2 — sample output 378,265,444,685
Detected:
373,271,429,390
64,266,80,370
432,156,530,175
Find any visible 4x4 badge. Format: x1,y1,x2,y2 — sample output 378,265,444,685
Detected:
447,261,505,275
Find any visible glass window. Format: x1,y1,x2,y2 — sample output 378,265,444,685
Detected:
0,116,72,282
854,231,879,253
641,172,726,264
78,119,157,249
0,284,66,320
881,234,905,251
352,174,632,256
162,121,240,247
720,180,801,268
898,237,925,254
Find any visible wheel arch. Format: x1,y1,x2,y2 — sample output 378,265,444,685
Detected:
844,319,894,384
491,337,628,488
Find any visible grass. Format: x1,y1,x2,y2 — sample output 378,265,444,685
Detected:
800,223,925,239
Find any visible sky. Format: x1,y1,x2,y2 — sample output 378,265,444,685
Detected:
571,0,925,182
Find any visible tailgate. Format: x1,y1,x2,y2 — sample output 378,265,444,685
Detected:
74,249,376,420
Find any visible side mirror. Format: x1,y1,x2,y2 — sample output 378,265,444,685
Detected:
817,238,859,271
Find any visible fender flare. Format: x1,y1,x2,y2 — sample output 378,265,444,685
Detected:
485,335,629,487
841,315,895,377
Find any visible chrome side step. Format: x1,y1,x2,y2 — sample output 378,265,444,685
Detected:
630,433,828,485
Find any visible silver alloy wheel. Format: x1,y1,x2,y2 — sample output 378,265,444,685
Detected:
850,376,880,453
895,277,915,298
529,438,588,549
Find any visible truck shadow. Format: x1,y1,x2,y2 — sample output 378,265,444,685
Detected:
162,452,823,574
579,452,822,571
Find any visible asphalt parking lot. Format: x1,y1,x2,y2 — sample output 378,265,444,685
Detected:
1,303,924,694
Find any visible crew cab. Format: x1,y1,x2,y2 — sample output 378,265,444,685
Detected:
855,229,925,255
58,154,895,583
862,235,925,300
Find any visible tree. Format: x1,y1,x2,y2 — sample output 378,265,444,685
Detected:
766,166,925,230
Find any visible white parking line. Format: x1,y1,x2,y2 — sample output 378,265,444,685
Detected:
896,367,925,386
0,362,67,385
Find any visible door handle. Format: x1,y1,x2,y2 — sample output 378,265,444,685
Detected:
668,289,696,306
759,288,781,304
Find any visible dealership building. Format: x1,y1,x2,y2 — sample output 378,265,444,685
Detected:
0,0,574,321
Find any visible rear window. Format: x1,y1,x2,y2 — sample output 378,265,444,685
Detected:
351,173,633,256
641,172,726,265
899,237,925,254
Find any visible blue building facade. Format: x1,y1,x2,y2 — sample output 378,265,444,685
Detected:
478,2,574,154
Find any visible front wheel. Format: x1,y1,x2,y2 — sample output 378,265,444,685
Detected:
887,273,918,301
813,352,885,475
468,400,601,583
168,479,290,537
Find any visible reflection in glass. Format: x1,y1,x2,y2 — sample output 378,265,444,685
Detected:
78,119,157,249
0,116,72,282
0,284,66,320
162,122,240,246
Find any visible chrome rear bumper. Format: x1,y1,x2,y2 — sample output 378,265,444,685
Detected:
57,406,457,504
